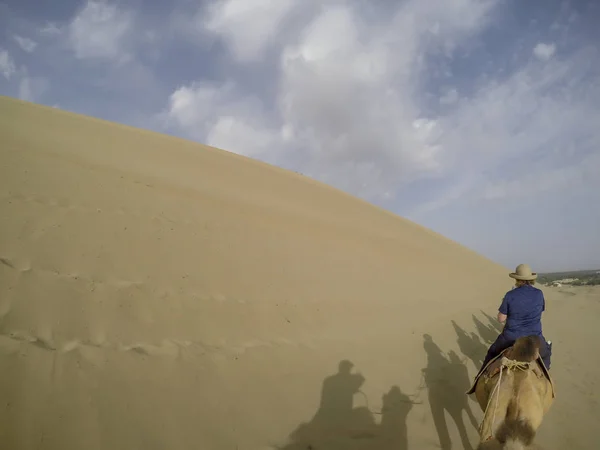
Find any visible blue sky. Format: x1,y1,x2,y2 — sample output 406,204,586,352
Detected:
1,0,599,272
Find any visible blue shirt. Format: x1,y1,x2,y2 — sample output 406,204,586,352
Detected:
499,285,545,340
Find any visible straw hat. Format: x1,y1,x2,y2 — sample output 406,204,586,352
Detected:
509,263,537,281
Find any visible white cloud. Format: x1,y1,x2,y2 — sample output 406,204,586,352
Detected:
13,35,38,53
0,48,16,80
67,0,134,62
18,74,48,103
278,5,431,180
18,77,34,101
166,82,231,131
409,46,600,216
159,0,599,216
533,42,556,61
206,116,281,158
0,46,47,103
203,0,297,61
164,81,280,159
439,88,459,105
481,150,600,201
40,22,62,36
165,0,501,199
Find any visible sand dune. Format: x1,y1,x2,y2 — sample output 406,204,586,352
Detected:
0,95,598,449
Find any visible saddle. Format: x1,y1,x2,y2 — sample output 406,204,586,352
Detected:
466,346,555,397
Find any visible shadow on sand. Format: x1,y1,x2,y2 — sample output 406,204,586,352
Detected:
479,310,504,334
451,320,487,369
276,360,416,450
472,314,500,344
422,334,479,450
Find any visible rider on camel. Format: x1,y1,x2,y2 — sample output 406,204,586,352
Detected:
480,263,552,374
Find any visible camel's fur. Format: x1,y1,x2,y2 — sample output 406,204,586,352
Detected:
472,336,554,449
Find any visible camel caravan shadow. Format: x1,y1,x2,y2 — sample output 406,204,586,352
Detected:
422,334,480,450
451,320,488,370
276,316,554,450
275,359,417,450
479,310,504,335
472,314,501,345
276,339,482,450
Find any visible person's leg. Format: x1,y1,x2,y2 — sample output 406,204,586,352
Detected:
481,334,514,371
539,336,552,369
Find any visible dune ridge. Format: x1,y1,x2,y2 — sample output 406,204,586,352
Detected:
1,95,598,449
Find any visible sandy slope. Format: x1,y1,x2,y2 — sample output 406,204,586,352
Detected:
0,95,597,449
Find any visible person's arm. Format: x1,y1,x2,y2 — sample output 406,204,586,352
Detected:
498,293,509,324
541,292,546,312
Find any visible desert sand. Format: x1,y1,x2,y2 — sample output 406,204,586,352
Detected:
0,95,598,449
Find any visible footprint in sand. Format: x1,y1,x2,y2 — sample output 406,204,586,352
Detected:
61,340,80,353
88,327,108,348
213,293,227,303
0,256,32,272
0,257,16,269
123,340,182,358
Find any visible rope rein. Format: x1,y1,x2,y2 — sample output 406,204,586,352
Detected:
479,357,533,440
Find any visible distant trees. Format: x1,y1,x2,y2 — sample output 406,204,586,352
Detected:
585,277,600,286
539,271,600,287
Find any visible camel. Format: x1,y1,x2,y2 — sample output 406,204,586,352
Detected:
466,335,555,449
